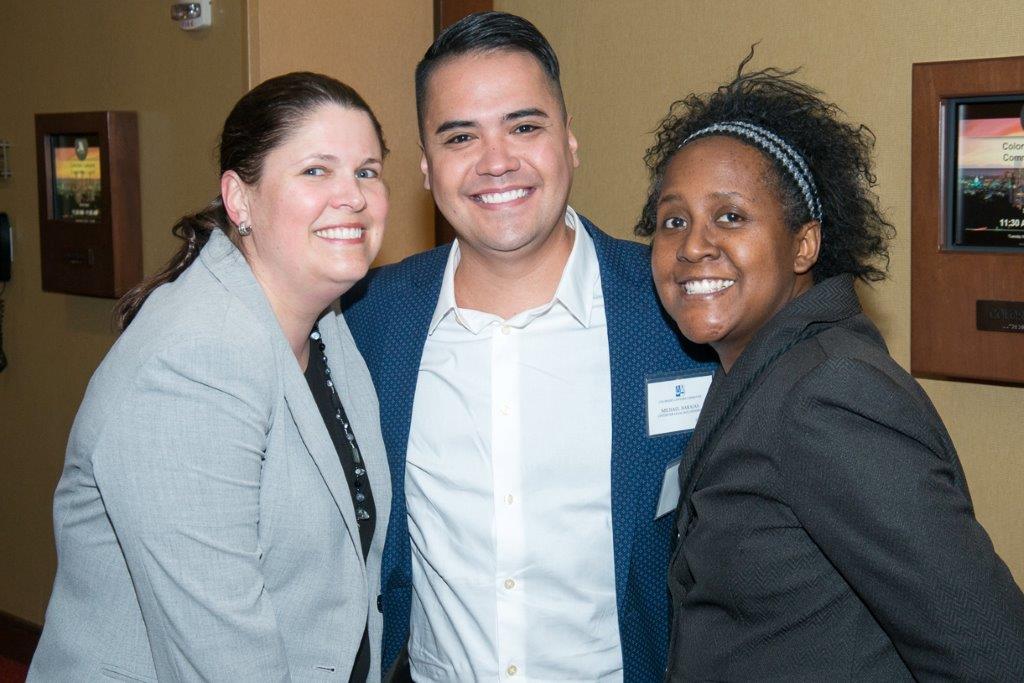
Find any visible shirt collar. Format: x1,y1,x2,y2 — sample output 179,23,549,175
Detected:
552,206,600,328
429,243,466,334
427,206,601,335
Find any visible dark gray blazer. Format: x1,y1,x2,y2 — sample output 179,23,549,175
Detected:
30,231,390,681
667,274,1024,681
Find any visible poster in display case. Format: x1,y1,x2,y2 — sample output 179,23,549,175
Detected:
35,111,141,298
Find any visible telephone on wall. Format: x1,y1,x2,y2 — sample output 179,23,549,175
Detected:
0,212,10,372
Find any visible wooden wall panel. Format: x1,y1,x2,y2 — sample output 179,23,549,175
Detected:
911,56,1024,385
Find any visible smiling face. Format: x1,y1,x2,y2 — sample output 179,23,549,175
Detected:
419,49,579,265
651,136,819,371
226,103,387,311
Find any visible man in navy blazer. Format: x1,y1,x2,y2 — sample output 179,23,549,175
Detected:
343,11,713,681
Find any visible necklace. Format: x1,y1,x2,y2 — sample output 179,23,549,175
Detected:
310,325,370,523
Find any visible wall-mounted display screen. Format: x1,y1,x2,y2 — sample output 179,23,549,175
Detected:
49,133,102,223
946,97,1024,250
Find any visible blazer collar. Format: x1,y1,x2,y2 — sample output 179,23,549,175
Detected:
199,230,366,565
371,244,451,532
678,274,865,497
199,230,273,330
582,215,650,606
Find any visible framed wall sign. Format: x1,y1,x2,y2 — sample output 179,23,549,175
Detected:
911,56,1024,385
35,111,141,298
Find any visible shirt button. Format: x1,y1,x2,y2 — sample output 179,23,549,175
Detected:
507,664,518,676
500,325,511,335
505,493,514,505
499,403,510,416
504,578,515,590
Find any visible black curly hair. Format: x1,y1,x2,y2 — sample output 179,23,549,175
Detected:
635,52,893,283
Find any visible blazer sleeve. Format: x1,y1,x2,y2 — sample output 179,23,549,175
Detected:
91,329,291,682
779,356,1024,679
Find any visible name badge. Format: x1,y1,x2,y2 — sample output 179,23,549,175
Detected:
645,372,712,437
656,457,681,519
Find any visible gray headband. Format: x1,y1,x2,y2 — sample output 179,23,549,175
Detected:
679,121,823,222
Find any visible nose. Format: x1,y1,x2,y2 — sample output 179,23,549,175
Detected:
677,221,719,263
332,175,367,212
475,136,520,177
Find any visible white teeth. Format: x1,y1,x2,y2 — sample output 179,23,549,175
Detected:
315,227,364,240
683,279,735,295
477,188,529,204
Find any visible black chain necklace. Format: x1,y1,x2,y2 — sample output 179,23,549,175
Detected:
310,325,370,523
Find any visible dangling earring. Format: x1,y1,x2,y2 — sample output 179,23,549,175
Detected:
237,221,253,236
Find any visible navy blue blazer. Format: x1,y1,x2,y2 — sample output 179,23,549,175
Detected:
342,216,715,680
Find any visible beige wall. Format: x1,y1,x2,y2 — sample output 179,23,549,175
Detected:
248,0,436,264
0,1,247,623
500,0,1024,582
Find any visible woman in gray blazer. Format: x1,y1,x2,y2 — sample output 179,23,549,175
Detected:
30,72,391,681
639,60,1024,679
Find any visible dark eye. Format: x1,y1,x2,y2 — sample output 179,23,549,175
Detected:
513,124,539,134
717,211,745,226
444,133,473,145
661,216,687,230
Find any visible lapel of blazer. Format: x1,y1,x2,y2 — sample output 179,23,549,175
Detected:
375,247,450,582
280,332,364,564
200,231,363,564
675,275,863,511
379,250,449,464
320,309,391,556
674,366,728,510
583,218,649,606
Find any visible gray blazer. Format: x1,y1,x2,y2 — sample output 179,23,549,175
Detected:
29,230,390,682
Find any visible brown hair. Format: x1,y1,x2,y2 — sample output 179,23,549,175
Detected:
114,72,387,329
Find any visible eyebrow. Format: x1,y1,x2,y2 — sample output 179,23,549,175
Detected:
303,154,382,166
434,120,475,136
433,108,551,136
657,190,747,206
505,107,549,121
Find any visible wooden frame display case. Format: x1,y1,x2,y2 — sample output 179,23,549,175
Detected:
911,56,1024,384
35,111,141,298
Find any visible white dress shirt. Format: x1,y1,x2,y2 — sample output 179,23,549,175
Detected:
406,207,622,682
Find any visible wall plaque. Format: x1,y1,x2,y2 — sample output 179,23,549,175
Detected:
911,56,1024,385
35,111,141,298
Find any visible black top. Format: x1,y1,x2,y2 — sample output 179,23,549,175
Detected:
667,275,1024,681
305,340,376,556
305,346,375,683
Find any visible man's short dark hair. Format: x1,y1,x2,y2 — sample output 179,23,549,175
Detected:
414,11,566,136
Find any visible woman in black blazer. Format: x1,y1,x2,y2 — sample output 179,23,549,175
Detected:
637,59,1024,680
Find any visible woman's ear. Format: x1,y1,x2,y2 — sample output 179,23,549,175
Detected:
220,170,249,227
793,220,821,275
